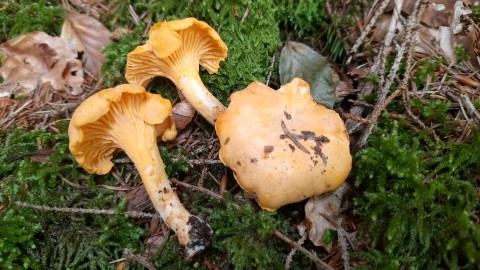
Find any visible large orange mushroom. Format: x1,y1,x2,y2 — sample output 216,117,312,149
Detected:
125,17,228,125
215,78,352,211
68,84,211,258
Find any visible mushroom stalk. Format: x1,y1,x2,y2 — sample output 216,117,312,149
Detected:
114,112,211,259
176,73,225,125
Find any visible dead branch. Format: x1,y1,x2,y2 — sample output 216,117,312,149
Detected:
347,0,390,64
356,0,427,148
14,201,158,219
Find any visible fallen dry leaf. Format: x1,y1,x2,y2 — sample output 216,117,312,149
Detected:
303,183,348,252
0,31,84,98
172,100,196,130
61,12,111,78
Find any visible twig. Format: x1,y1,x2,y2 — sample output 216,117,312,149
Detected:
347,0,390,64
285,231,307,269
123,249,158,270
198,132,218,187
384,0,403,47
266,53,276,86
274,230,335,270
0,100,33,128
14,201,159,219
341,112,371,124
186,159,222,165
280,120,310,154
171,178,224,201
127,4,142,26
346,45,393,134
357,0,427,148
459,93,480,126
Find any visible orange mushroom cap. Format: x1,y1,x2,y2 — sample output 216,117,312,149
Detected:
68,84,176,174
126,17,228,86
215,78,352,211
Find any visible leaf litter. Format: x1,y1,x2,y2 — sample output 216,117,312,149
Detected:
61,12,111,78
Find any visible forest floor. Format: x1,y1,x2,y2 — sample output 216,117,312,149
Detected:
0,0,479,269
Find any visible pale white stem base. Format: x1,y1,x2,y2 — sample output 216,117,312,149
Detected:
177,74,225,125
129,134,212,258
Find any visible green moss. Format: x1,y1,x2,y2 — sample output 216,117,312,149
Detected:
0,0,64,42
276,0,327,36
413,59,440,88
159,146,189,179
354,118,480,269
203,195,291,269
102,27,145,88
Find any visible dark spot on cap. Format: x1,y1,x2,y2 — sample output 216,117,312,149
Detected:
280,134,286,139
251,158,258,163
301,130,315,136
264,145,274,155
163,187,169,193
284,111,292,120
237,161,242,166
224,137,230,145
288,144,295,152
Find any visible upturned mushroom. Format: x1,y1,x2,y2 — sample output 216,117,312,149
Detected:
68,84,212,258
215,78,352,211
125,17,228,125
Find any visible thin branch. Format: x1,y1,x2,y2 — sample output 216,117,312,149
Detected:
266,53,277,86
0,100,33,128
274,230,335,270
123,249,158,270
357,0,427,148
347,0,390,64
170,178,224,201
281,120,310,154
14,201,158,219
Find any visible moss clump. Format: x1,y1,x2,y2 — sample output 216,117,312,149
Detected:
204,195,293,269
0,0,64,42
276,0,327,36
354,117,480,269
102,27,145,88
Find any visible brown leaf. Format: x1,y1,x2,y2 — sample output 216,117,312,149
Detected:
172,100,196,130
303,183,348,252
61,13,111,78
0,32,84,98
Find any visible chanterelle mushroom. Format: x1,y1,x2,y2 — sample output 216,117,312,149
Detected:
125,17,228,125
68,84,212,258
215,78,352,211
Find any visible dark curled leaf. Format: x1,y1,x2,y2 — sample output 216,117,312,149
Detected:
279,41,338,108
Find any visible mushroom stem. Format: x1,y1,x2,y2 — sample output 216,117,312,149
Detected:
125,127,212,258
176,73,225,125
